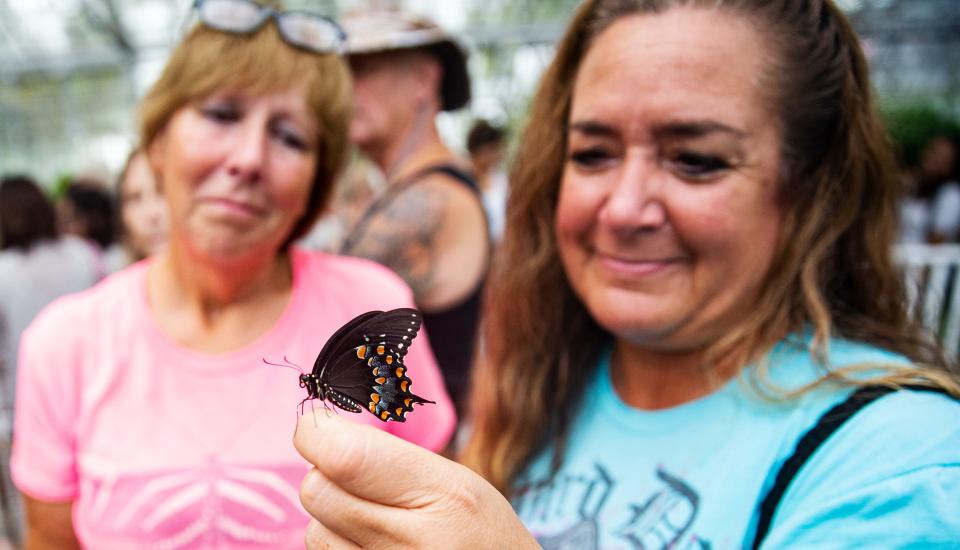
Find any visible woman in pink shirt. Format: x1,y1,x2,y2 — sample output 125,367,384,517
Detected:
11,1,455,548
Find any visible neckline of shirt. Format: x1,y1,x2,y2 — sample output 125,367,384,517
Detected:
133,248,314,375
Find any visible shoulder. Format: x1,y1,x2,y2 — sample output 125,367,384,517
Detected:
756,337,960,545
760,335,960,472
406,166,482,208
390,164,481,211
23,263,144,346
766,336,958,447
764,335,911,390
763,388,960,546
829,387,960,467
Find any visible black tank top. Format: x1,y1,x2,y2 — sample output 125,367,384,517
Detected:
340,165,488,412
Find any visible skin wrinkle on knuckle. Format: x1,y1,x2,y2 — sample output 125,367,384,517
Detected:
435,468,484,518
343,508,401,550
300,469,332,516
302,420,371,482
325,429,376,487
301,469,396,547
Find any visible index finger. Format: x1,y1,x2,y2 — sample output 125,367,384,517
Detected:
293,411,461,507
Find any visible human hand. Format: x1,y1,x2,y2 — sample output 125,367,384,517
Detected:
294,412,540,550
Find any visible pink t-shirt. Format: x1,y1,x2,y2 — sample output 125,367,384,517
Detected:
11,248,456,548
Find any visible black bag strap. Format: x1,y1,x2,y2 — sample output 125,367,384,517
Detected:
751,384,946,549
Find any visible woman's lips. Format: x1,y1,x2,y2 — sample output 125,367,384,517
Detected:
199,197,267,219
596,252,684,277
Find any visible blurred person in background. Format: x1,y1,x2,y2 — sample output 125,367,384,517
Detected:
116,148,169,263
899,133,960,244
292,1,960,548
0,175,100,419
339,9,489,416
58,179,126,273
10,1,454,548
467,119,509,242
295,156,385,252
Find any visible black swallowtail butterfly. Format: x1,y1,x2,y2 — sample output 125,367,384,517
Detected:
267,308,435,422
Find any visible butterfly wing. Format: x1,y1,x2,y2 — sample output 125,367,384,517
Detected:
365,350,435,422
321,308,420,385
307,311,380,414
319,308,433,422
358,309,433,422
313,310,380,378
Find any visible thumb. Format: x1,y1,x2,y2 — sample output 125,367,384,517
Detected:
293,411,457,507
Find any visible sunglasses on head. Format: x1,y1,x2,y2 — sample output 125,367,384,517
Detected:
193,0,346,54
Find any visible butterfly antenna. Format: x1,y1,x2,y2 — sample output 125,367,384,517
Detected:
262,357,305,374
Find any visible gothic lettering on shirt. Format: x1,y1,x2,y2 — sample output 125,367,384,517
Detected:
514,463,712,550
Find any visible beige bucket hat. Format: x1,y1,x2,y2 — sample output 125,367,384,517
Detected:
341,9,471,111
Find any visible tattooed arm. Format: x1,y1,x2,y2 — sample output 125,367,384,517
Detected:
342,179,445,298
342,174,488,310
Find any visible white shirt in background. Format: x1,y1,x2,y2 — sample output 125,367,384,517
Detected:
0,235,101,418
899,181,960,243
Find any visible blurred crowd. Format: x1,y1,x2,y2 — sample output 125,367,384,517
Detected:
0,151,169,411
899,133,960,244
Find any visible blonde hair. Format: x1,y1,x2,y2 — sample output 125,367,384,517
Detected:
461,0,960,495
139,16,352,247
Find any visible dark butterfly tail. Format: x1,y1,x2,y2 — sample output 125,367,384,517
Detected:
408,392,435,405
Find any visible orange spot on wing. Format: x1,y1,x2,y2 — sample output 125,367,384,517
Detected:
377,345,385,355
395,367,404,377
386,355,394,365
376,377,386,384
400,380,409,392
356,346,367,359
369,403,377,413
404,398,412,407
380,411,390,420
371,393,380,403
395,407,403,416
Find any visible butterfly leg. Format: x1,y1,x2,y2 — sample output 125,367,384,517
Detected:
294,397,312,437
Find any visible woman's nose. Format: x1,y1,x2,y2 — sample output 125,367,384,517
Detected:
599,152,667,233
226,120,268,183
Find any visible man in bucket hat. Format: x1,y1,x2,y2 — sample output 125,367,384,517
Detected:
339,9,489,417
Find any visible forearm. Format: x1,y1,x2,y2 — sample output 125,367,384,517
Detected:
23,496,80,550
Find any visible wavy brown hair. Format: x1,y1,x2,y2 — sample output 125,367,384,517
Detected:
461,0,960,495
139,5,351,249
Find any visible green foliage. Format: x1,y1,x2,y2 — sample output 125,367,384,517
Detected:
882,103,960,168
52,173,73,201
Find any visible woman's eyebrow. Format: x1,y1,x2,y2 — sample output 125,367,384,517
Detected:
568,119,747,141
654,121,747,140
568,120,617,138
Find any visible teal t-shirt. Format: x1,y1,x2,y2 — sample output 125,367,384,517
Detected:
514,337,960,549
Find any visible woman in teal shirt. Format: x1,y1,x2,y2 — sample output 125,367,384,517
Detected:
293,0,960,548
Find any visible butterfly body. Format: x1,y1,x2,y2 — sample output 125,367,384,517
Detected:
301,308,434,422
299,374,364,413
